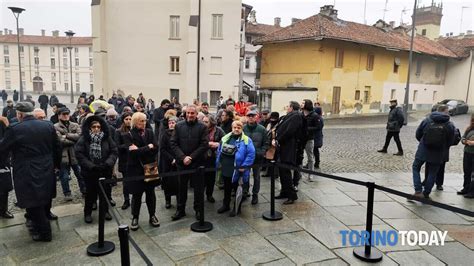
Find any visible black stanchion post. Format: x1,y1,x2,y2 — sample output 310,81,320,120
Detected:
353,182,383,262
262,161,283,221
118,224,131,266
87,178,115,256
191,166,213,232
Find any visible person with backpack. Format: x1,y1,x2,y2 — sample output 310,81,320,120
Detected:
422,106,462,191
412,104,455,199
378,99,405,156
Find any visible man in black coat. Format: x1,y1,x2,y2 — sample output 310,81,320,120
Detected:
170,105,209,221
378,99,405,156
0,102,61,241
38,93,49,116
274,101,304,204
0,116,13,219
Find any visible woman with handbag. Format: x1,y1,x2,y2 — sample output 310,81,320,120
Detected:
125,112,160,230
75,115,118,224
216,120,255,217
159,116,179,209
115,113,132,210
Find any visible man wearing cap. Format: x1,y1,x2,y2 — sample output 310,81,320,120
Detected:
0,102,61,241
243,109,269,204
54,107,86,201
378,99,405,156
259,109,271,128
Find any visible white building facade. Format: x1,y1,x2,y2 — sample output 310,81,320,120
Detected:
92,0,243,106
0,29,93,95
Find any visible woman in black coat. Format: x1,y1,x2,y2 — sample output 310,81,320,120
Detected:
0,117,13,219
115,113,132,210
75,115,118,224
125,112,160,230
159,116,179,209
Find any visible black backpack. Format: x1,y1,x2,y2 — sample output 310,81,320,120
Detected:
423,121,448,150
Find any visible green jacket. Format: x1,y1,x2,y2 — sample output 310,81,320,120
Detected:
243,123,269,161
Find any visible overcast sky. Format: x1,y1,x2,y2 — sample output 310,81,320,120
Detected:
1,0,472,37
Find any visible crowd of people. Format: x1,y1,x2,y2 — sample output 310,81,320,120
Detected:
0,90,473,243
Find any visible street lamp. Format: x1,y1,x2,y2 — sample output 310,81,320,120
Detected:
8,6,25,101
402,0,418,122
65,30,75,104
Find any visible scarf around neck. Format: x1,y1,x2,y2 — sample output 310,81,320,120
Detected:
89,131,104,160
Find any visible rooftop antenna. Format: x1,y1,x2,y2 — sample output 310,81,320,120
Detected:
460,6,470,34
383,0,390,21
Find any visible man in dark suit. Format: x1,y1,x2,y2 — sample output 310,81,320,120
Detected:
0,102,61,241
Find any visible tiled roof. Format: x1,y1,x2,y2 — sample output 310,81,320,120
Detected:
246,22,281,36
438,37,474,58
254,14,457,58
0,34,92,46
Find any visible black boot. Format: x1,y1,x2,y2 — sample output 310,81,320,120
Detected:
171,210,186,221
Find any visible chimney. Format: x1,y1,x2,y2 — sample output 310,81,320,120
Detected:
9,30,12,35
450,32,453,36
52,30,59,37
389,21,395,28
41,29,45,36
291,18,301,25
4,28,8,35
274,17,281,27
445,33,449,37
0,31,2,36
248,10,257,24
467,30,473,35
18,28,24,36
319,5,338,20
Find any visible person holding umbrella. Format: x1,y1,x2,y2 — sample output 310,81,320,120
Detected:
216,120,255,217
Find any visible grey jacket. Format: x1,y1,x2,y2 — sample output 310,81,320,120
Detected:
55,120,82,165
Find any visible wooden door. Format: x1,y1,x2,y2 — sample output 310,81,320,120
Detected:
332,86,341,114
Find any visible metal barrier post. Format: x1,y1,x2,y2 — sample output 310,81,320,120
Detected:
87,178,116,256
353,182,383,262
118,225,131,266
191,166,213,232
262,161,283,221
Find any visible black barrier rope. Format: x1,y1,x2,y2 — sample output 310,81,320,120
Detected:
97,180,153,265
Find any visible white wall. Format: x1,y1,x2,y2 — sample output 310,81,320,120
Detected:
382,82,444,111
445,52,474,107
93,0,241,104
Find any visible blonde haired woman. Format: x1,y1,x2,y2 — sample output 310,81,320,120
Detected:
125,112,160,230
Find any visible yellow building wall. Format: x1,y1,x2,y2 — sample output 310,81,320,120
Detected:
260,39,410,114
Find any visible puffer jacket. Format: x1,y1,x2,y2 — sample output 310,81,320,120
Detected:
216,132,255,184
54,120,81,165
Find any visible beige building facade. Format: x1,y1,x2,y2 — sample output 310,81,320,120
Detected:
92,0,242,105
0,29,93,95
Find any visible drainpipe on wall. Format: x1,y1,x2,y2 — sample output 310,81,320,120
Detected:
466,49,473,105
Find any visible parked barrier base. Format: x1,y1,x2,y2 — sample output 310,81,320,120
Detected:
353,247,383,262
191,221,213,232
87,241,115,256
262,210,283,221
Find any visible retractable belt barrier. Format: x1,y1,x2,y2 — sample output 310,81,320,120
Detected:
92,161,474,264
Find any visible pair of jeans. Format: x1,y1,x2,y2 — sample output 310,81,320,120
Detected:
251,166,261,195
463,152,474,192
383,131,403,152
304,140,315,171
314,147,320,168
177,173,201,212
59,164,86,196
131,186,156,218
412,158,440,195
